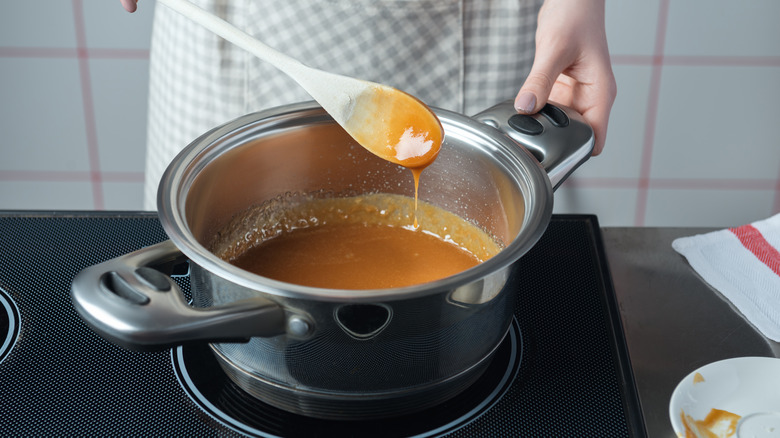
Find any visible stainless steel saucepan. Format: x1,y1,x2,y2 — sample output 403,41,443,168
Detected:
71,100,593,420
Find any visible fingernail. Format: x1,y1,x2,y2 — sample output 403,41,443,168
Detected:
514,92,536,113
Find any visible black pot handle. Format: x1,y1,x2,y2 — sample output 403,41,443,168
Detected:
70,240,286,351
471,100,594,190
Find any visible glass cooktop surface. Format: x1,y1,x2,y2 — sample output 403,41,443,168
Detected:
0,213,644,437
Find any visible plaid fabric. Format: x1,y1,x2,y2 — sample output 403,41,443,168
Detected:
143,0,543,210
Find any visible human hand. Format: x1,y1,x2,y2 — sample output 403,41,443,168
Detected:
515,0,617,155
120,0,139,13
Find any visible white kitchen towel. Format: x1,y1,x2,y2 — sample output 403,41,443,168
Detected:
672,214,780,342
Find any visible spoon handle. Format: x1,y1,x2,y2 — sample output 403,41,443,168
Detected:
156,0,359,124
158,0,306,79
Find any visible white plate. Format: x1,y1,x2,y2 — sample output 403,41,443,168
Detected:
669,356,780,437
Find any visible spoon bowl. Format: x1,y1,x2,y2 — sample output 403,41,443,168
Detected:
158,0,443,169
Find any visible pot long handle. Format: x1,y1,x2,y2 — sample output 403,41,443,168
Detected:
70,240,286,351
471,100,594,190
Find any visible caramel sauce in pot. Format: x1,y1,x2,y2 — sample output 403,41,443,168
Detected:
210,193,502,289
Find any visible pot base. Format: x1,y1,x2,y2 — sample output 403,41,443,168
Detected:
173,321,521,433
208,326,512,420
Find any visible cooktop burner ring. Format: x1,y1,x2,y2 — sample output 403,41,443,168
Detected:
0,287,20,365
172,318,522,437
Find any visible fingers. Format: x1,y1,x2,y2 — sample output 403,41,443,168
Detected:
582,94,614,156
120,0,138,13
558,60,617,156
514,59,564,114
517,57,616,156
587,75,617,156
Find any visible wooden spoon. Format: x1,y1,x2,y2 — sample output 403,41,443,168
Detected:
158,0,443,169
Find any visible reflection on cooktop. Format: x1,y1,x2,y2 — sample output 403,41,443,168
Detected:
0,287,20,365
173,321,522,437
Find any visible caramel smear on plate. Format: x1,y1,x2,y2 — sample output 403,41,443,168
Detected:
681,408,741,438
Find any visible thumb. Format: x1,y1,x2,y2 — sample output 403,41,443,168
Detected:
514,59,562,114
120,0,138,13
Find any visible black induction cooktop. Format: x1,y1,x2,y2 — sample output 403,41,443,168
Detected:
0,212,645,437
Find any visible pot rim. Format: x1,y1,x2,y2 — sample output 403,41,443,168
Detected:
157,101,554,302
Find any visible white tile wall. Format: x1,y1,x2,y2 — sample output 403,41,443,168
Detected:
0,0,153,212
556,0,780,226
0,0,79,48
1,0,779,227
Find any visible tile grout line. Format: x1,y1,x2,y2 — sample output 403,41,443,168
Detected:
72,0,104,209
774,166,780,213
0,170,144,183
609,54,780,67
634,0,670,226
0,47,150,59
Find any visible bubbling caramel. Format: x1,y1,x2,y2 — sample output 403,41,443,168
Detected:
210,193,503,290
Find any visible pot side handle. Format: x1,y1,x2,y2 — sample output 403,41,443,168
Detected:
70,240,286,351
471,100,594,190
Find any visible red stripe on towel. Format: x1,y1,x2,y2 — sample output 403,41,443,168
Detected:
730,224,780,276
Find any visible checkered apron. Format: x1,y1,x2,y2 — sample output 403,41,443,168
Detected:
143,0,543,210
